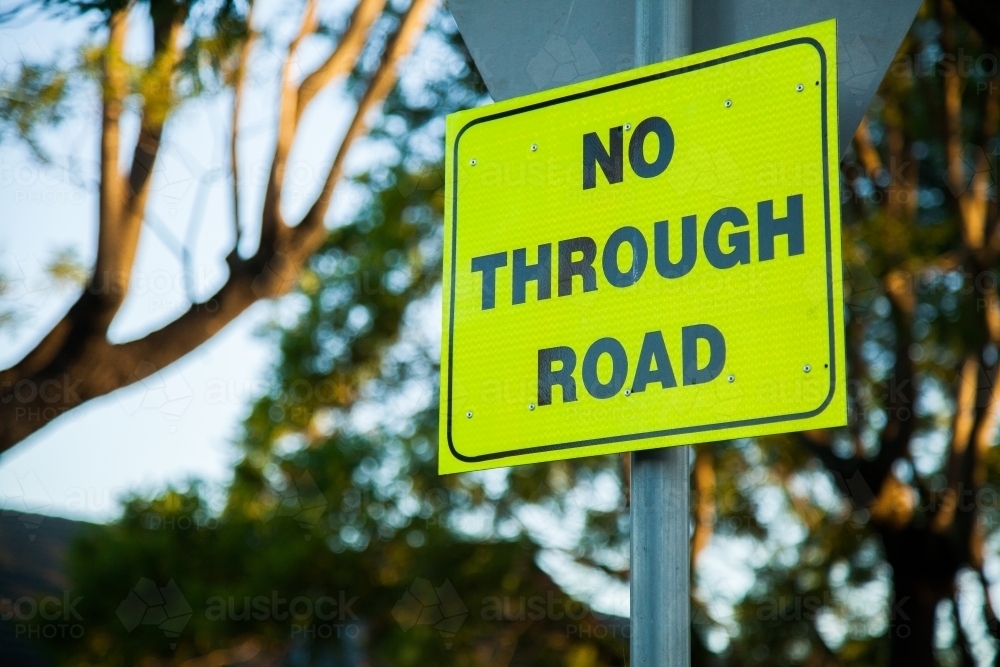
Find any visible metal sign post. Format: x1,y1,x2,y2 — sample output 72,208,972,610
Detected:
630,4,691,666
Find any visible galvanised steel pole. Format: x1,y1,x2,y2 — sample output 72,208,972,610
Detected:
630,4,692,665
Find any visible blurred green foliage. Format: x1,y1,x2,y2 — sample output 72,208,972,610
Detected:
2,0,999,666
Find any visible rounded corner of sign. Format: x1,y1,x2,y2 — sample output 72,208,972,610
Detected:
804,36,826,56
776,36,827,71
445,429,476,463
808,377,840,419
452,116,483,151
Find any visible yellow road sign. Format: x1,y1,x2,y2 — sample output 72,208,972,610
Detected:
439,20,846,474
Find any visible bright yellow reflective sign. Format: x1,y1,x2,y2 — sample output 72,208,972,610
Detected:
440,20,846,474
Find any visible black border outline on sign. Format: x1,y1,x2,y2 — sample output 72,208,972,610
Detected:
447,37,834,463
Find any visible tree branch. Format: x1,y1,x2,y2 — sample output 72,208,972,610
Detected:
104,8,187,329
260,0,319,240
296,0,387,122
943,0,992,259
0,8,131,388
691,446,715,569
0,0,438,455
978,78,1000,261
884,97,918,220
875,269,918,464
853,118,884,181
92,7,130,327
229,1,255,249
974,563,1000,643
297,0,435,255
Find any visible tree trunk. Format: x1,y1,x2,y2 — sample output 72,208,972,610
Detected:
884,525,959,667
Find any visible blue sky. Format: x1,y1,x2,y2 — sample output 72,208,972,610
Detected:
0,0,377,522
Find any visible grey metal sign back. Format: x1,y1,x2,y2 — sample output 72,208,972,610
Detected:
446,0,922,157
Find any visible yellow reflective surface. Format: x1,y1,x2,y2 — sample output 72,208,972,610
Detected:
440,20,845,474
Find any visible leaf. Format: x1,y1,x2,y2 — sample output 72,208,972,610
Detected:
0,62,69,161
